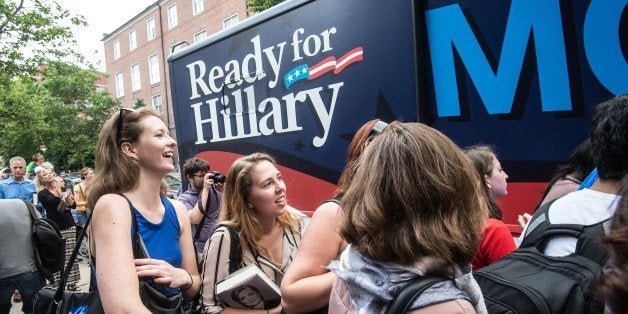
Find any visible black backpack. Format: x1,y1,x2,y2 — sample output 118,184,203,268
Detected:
474,200,609,313
23,200,66,283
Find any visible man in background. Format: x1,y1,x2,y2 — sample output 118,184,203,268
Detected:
179,158,223,254
0,199,45,314
0,157,36,203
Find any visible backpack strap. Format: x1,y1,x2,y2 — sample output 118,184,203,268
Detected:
322,197,341,205
23,199,39,220
218,224,242,274
520,199,609,266
386,275,449,314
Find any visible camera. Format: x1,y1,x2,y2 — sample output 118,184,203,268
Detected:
209,171,226,184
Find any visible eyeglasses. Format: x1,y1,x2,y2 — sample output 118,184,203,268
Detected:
116,107,136,143
369,120,389,137
192,173,208,178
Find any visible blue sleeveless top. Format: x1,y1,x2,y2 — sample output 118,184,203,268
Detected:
134,196,182,268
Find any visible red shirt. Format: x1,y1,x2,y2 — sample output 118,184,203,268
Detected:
472,218,516,270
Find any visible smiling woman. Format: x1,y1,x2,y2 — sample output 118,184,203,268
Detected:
200,153,304,314
87,107,200,313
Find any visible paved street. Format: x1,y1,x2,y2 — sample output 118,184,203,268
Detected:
9,259,90,313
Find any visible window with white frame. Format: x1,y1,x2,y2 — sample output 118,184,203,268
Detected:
168,4,178,29
115,72,124,97
148,54,160,84
223,14,239,29
152,95,163,112
194,29,207,43
113,40,121,59
147,18,156,40
131,63,141,92
192,0,204,15
129,30,137,51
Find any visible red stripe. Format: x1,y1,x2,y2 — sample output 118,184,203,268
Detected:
334,47,363,74
308,56,336,80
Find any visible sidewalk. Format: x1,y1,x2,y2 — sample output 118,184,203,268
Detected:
9,258,90,313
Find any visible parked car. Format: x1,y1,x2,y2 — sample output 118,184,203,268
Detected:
165,172,181,199
61,172,82,192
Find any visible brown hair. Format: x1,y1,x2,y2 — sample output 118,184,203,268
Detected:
339,123,487,265
334,119,396,198
463,145,503,220
87,108,168,208
219,153,300,263
598,175,628,313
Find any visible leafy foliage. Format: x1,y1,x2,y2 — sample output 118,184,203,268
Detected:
247,0,286,13
0,0,87,82
0,63,119,171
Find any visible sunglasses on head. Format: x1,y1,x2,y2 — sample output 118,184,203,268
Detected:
369,120,389,137
116,107,136,143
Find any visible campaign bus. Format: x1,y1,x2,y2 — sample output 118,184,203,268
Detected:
168,0,627,233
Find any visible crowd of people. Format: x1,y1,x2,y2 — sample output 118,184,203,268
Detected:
0,94,626,313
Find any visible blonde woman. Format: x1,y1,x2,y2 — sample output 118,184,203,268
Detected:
36,168,80,291
200,153,303,313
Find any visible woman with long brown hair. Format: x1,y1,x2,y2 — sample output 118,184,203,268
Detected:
200,153,304,313
88,108,200,312
464,146,517,270
329,122,487,313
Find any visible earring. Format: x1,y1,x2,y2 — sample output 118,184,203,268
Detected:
247,203,253,209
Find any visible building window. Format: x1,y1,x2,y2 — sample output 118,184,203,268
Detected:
131,63,141,92
113,40,121,60
168,4,178,29
148,54,160,85
194,29,207,43
115,72,124,98
223,14,239,29
192,0,204,15
147,18,156,40
129,30,137,51
152,95,163,113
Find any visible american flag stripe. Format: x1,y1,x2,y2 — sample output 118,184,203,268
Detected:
333,47,363,74
308,56,336,80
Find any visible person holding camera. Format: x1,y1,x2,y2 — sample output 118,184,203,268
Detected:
36,168,81,291
181,158,224,254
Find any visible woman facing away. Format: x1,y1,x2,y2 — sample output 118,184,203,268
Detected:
538,138,595,207
200,153,304,313
87,108,200,312
36,168,81,291
464,146,517,270
329,122,488,313
281,119,392,313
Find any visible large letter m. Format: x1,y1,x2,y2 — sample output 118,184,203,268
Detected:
425,0,571,116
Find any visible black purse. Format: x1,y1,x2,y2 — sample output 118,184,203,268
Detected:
33,212,103,314
34,195,185,313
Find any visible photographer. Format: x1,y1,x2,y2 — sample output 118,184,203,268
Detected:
181,158,224,254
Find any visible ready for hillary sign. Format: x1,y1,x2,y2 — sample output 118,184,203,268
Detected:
169,0,418,186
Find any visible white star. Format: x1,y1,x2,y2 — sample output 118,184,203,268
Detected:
287,74,294,82
294,69,301,76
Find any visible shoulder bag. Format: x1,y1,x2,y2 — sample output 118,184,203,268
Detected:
34,194,185,313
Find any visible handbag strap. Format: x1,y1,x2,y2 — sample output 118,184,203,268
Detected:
385,275,449,314
53,208,93,302
117,193,171,293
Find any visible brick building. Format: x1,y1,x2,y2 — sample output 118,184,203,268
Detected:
102,0,250,142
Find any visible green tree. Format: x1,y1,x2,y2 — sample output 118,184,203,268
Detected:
0,0,87,82
0,63,118,171
247,0,286,13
